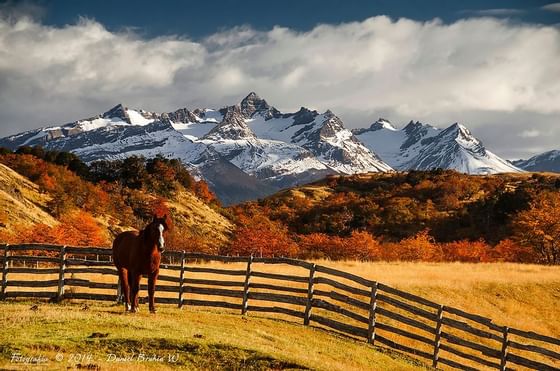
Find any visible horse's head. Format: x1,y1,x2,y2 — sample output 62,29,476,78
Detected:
146,214,170,252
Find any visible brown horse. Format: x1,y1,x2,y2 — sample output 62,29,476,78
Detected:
112,215,169,313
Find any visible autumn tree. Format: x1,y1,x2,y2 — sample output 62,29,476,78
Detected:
59,211,109,246
514,191,560,264
388,230,442,261
227,214,298,257
441,239,490,262
491,239,535,263
298,231,381,260
193,180,217,204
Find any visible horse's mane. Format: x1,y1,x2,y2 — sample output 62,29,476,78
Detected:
135,216,171,248
139,221,153,244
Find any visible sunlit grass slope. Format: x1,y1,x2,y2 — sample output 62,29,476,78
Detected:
0,301,424,371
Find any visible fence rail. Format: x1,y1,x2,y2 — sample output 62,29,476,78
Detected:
0,243,559,371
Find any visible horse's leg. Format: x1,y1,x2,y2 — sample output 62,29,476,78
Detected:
148,270,159,313
130,273,141,313
119,268,131,312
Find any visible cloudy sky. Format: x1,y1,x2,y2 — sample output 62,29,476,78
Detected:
0,0,559,159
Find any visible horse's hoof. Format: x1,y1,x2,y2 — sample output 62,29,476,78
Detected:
130,307,138,313
149,308,157,314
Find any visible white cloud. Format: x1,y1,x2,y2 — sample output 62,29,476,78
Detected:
542,3,560,12
0,15,559,159
519,129,540,138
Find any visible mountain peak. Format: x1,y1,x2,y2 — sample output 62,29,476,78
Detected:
403,120,423,132
166,107,200,124
351,118,396,135
203,105,256,140
444,122,475,141
292,107,319,125
371,118,396,131
239,91,281,120
514,149,560,172
102,104,130,123
243,91,261,101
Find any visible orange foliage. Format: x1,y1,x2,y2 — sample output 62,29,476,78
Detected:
227,214,298,257
514,191,560,264
441,240,491,262
382,230,442,261
0,211,108,247
491,239,536,263
59,211,109,246
151,197,170,218
298,231,380,260
193,180,217,204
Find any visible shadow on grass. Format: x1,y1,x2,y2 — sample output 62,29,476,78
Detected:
80,337,309,370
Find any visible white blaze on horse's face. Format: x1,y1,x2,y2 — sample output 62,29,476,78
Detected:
157,223,165,251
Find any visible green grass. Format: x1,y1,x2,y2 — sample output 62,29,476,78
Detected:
0,300,425,370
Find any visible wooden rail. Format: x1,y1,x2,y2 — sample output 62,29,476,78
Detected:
0,243,559,370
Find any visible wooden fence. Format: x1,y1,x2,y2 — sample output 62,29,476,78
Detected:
1,243,559,370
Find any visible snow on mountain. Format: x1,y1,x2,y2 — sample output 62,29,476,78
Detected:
355,119,439,169
513,150,560,172
0,94,393,203
203,105,257,141
0,92,526,203
200,102,331,186
190,93,392,185
245,101,392,173
355,119,522,174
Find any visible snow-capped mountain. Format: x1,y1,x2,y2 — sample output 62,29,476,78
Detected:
512,150,560,172
0,92,525,203
0,93,392,203
354,119,522,174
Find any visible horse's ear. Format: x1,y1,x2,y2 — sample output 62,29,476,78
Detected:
152,214,158,222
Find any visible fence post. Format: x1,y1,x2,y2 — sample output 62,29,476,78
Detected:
56,245,66,302
241,255,253,315
1,244,9,300
432,304,444,368
367,281,378,344
304,264,316,326
178,250,185,308
500,326,509,371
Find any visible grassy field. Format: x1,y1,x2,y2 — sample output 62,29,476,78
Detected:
2,261,559,369
318,261,560,338
0,301,423,370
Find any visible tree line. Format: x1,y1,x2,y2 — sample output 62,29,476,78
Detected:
228,171,560,264
0,146,559,264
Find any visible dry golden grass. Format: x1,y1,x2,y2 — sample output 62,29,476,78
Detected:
5,260,560,369
167,190,234,246
316,261,560,337
0,163,57,229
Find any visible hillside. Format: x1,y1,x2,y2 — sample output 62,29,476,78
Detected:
0,150,233,250
250,170,558,241
2,147,560,264
0,301,422,371
229,170,560,263
0,163,57,229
